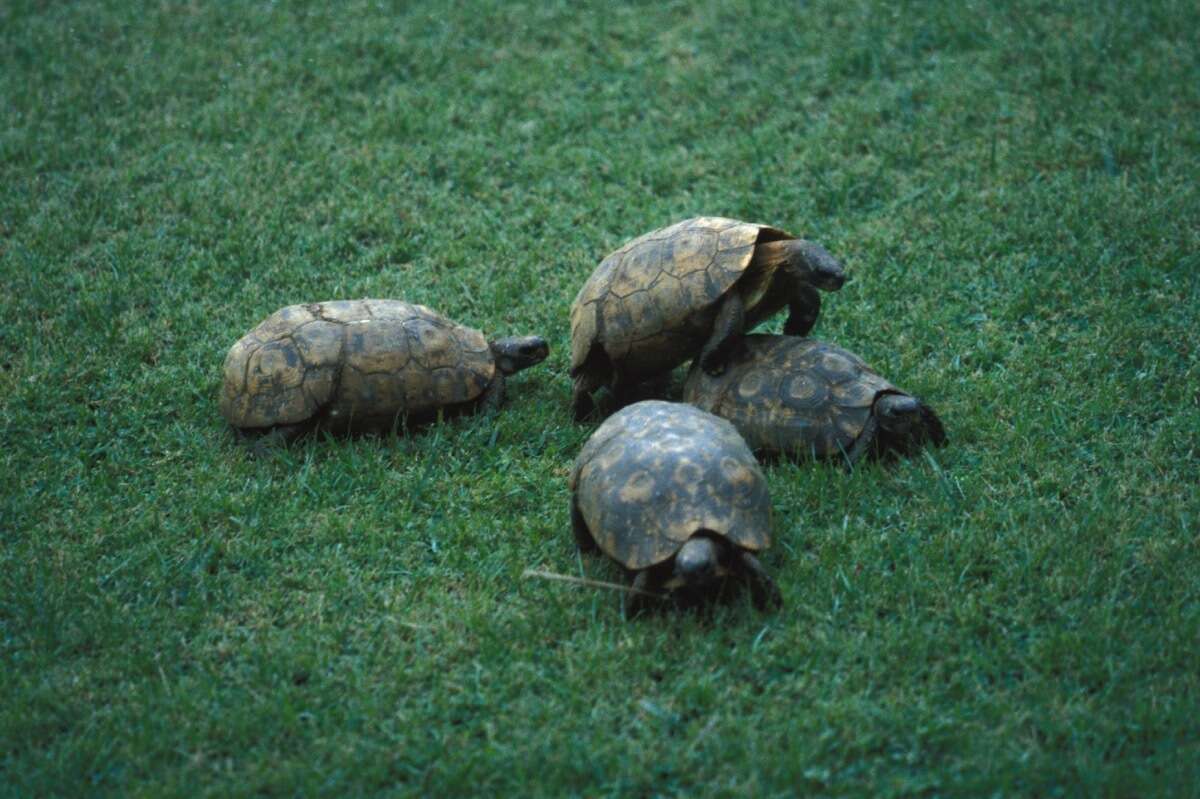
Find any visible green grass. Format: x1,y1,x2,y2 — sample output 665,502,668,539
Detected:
2,0,1198,795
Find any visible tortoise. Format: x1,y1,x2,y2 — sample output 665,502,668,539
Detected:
219,299,548,440
569,400,781,615
683,335,946,466
569,216,846,420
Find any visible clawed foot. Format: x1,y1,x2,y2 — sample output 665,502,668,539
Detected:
623,572,659,618
783,315,816,337
699,351,727,377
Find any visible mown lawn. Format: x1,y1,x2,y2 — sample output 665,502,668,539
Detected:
1,0,1197,795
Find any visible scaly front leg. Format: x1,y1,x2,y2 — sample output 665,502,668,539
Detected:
478,373,507,415
739,552,782,610
783,283,821,336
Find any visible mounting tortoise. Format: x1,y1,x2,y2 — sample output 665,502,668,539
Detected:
683,335,946,466
569,216,846,420
569,400,782,616
219,300,548,440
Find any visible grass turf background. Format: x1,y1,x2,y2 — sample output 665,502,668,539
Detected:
1,0,1198,795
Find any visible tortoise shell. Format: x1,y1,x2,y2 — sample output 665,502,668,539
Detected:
569,217,795,382
569,400,772,571
219,300,494,431
683,335,902,458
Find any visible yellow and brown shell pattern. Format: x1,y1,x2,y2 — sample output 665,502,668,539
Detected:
569,217,790,381
219,300,494,430
569,400,772,571
683,335,898,458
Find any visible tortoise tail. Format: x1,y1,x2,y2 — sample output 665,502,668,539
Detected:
919,402,948,448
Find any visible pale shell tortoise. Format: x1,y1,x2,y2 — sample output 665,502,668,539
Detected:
220,300,548,440
569,400,782,616
569,216,846,421
683,335,946,466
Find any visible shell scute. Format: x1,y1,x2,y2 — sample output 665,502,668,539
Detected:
249,339,305,391
619,288,668,340
314,300,370,324
344,319,411,375
716,224,761,252
255,304,317,342
292,321,344,369
663,227,718,277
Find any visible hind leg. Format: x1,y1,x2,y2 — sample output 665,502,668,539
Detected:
571,360,610,422
608,369,645,412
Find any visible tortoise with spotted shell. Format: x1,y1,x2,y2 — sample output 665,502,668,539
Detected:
569,400,782,615
219,299,548,440
569,216,846,420
683,335,946,466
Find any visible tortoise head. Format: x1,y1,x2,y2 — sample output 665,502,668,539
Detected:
489,335,549,375
874,393,923,437
673,534,724,589
786,239,847,291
